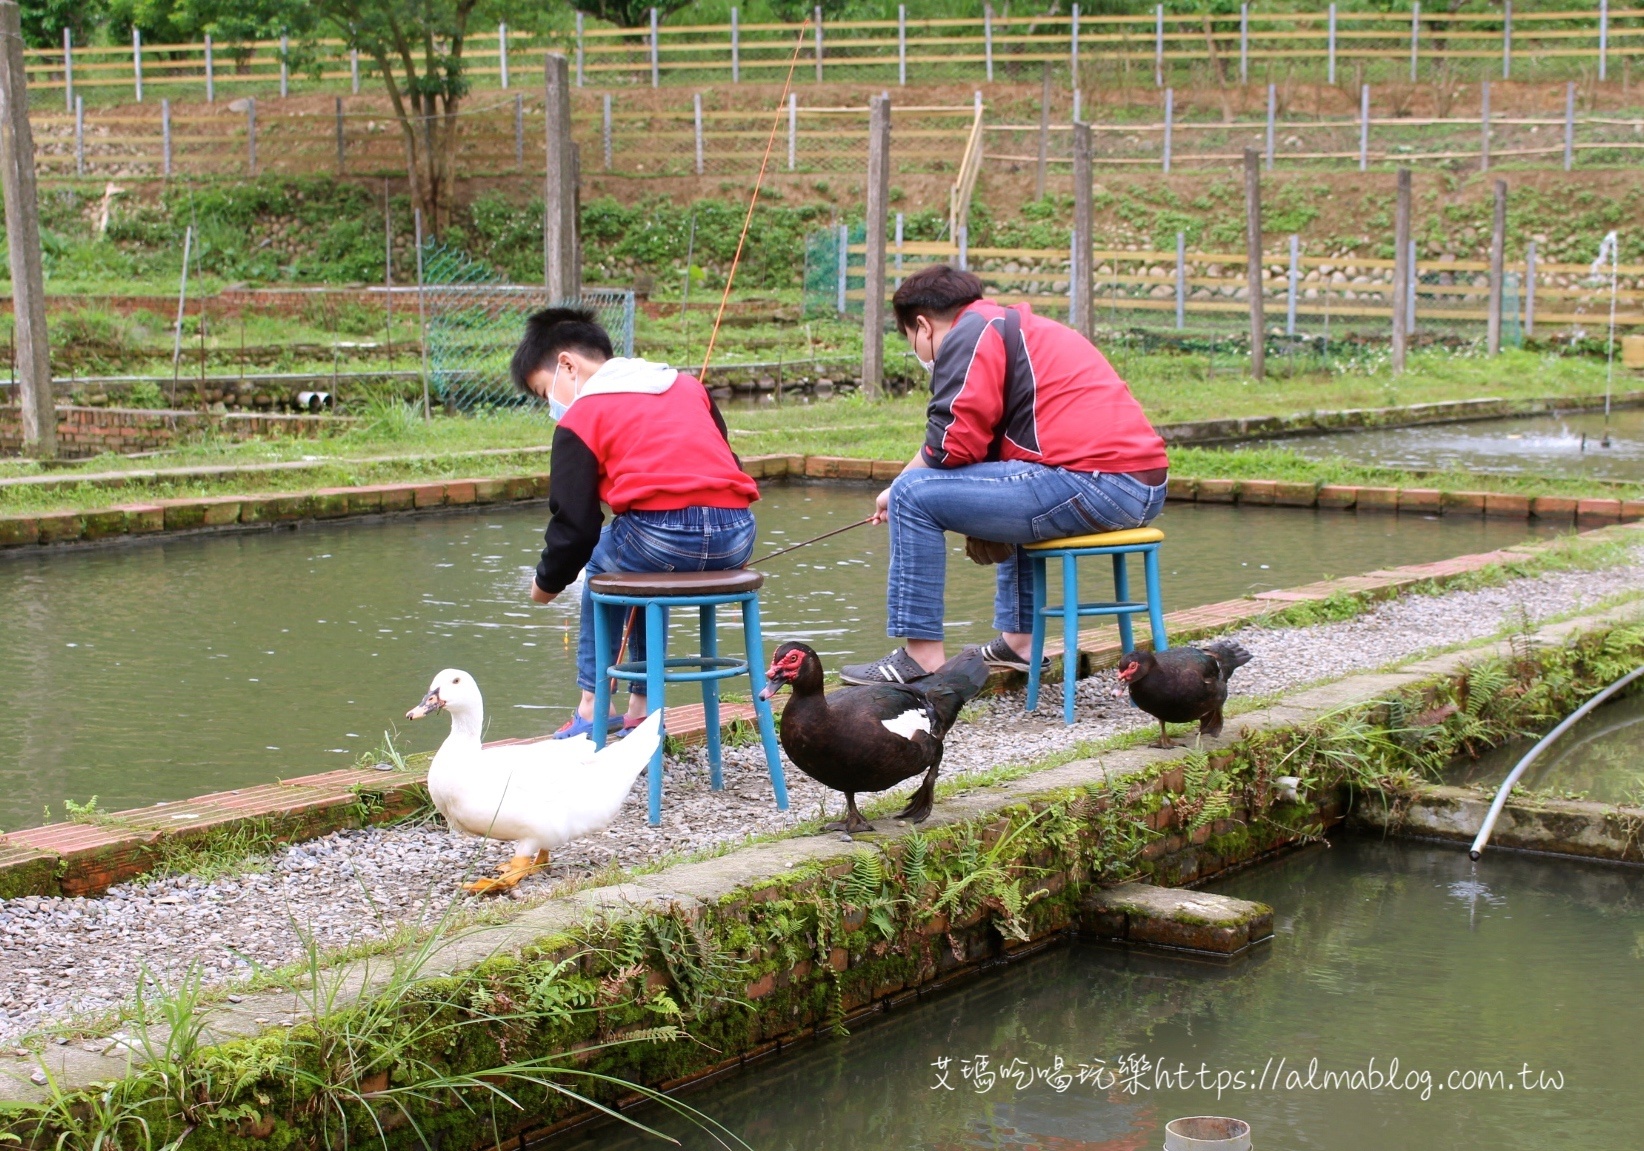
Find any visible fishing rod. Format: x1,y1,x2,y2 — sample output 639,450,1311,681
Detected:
747,516,874,566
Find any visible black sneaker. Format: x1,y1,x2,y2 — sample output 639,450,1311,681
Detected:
980,636,1051,675
839,647,934,686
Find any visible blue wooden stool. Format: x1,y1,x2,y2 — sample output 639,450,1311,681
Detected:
1023,527,1169,725
588,568,789,827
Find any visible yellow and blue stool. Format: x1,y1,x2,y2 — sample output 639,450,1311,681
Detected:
1023,527,1168,725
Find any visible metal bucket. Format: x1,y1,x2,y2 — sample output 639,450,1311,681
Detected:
1163,1116,1252,1151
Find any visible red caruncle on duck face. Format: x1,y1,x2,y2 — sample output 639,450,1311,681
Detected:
764,646,808,689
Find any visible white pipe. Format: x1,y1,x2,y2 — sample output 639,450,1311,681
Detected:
1469,665,1644,860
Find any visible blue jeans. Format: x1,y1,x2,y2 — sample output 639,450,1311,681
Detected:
577,507,757,696
886,462,1166,641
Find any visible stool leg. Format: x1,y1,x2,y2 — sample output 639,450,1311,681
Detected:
1062,552,1079,726
1145,545,1169,651
1112,551,1135,656
1026,555,1048,711
591,596,613,751
741,595,790,812
700,603,724,791
644,602,668,827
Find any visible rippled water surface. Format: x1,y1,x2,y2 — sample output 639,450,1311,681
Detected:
0,484,1555,829
554,837,1644,1151
1245,407,1644,480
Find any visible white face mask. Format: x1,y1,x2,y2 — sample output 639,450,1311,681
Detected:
547,362,577,421
914,326,936,373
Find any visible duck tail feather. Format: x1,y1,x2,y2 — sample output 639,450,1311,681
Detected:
1201,639,1253,678
894,765,940,823
921,645,991,729
596,709,664,791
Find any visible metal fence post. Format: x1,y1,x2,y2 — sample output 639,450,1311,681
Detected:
1487,179,1506,355
1154,4,1164,87
162,98,172,177
693,91,704,175
788,93,797,169
1359,84,1370,171
1286,233,1299,337
1073,87,1081,122
1071,4,1080,86
133,27,143,102
247,98,256,175
898,5,907,85
1524,239,1536,338
1239,4,1249,85
957,224,968,271
1564,81,1575,171
894,210,905,285
205,35,216,102
1407,237,1418,336
1410,3,1419,82
1391,167,1411,372
731,8,740,82
1264,83,1275,168
576,13,585,87
815,7,824,83
74,95,84,176
350,48,359,95
1071,121,1093,338
1174,231,1186,330
1244,148,1265,379
499,23,510,89
650,8,660,87
602,93,613,170
1326,3,1336,85
514,92,524,169
863,93,890,398
984,5,994,82
1599,0,1609,82
62,28,72,112
280,35,289,97
1035,64,1050,199
337,97,347,174
1480,80,1490,171
1502,0,1511,79
1162,88,1173,172
836,224,848,313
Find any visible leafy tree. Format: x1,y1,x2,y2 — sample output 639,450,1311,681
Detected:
20,0,106,49
571,0,694,29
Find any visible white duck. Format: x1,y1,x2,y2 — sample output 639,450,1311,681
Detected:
405,669,661,894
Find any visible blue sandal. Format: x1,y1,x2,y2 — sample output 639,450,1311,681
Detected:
552,712,624,740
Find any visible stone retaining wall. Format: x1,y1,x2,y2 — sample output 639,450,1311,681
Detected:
0,406,343,459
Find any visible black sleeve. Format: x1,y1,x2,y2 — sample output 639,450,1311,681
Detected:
535,424,604,596
705,388,742,469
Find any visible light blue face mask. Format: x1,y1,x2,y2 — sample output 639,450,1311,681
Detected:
547,363,575,421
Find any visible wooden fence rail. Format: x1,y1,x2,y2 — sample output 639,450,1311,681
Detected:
22,6,1644,106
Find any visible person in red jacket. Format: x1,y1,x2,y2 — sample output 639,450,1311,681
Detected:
842,265,1169,687
512,307,759,737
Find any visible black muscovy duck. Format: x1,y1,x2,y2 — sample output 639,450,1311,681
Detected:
759,642,989,833
1115,639,1253,748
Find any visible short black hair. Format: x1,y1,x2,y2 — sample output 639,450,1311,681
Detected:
891,265,985,336
509,306,614,394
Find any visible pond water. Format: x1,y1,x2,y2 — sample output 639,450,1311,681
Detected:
554,837,1644,1151
0,485,1557,832
1243,407,1644,482
1446,690,1644,805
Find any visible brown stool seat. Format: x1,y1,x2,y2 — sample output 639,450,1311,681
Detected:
588,568,765,597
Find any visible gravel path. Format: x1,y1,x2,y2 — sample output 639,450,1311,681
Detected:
2,553,1640,1045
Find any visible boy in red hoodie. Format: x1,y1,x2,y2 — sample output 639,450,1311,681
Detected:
512,307,759,737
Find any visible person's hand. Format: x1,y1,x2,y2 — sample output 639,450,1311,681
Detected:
870,487,891,525
530,581,556,604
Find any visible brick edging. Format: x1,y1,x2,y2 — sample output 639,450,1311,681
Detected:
4,520,1634,899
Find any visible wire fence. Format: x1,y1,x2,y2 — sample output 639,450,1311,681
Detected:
22,7,1644,106
421,242,634,411
806,229,1644,352
28,87,1644,183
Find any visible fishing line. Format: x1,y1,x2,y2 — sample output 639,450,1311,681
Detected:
697,18,811,385
748,516,874,566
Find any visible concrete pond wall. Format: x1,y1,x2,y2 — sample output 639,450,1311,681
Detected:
4,600,1641,1151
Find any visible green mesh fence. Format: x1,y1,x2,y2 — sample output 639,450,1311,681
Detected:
420,242,634,411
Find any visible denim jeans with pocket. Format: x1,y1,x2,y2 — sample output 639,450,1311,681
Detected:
885,461,1166,641
577,506,757,696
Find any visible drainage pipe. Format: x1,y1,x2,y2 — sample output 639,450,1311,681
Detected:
1469,664,1644,860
